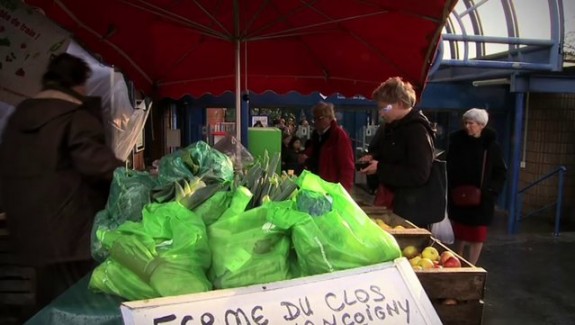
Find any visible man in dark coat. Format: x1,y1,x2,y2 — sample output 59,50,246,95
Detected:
0,53,122,316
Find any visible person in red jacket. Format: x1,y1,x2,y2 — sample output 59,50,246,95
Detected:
299,101,355,191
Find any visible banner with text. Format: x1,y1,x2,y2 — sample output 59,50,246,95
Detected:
0,0,70,104
121,258,441,325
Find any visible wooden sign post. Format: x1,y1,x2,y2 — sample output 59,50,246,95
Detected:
121,258,441,325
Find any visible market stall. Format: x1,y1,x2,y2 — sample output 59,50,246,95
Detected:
20,141,486,325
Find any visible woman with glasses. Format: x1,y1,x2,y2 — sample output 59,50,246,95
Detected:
447,108,507,265
360,76,436,226
299,101,355,191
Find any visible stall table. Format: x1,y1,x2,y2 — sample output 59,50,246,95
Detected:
26,275,123,325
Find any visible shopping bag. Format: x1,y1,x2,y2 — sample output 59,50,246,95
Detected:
431,212,454,244
393,159,447,227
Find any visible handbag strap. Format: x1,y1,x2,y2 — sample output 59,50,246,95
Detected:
480,150,487,187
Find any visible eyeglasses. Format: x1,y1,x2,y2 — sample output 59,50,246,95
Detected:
313,116,326,121
378,104,393,112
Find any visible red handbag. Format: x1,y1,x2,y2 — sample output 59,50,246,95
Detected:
373,184,394,209
450,185,482,207
450,151,486,207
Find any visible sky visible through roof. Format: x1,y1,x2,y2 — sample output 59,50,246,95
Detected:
444,0,574,59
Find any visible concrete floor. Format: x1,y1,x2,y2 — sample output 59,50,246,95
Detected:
353,187,575,325
480,215,575,325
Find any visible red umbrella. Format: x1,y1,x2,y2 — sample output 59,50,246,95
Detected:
25,0,456,139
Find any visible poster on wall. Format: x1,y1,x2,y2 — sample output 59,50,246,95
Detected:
0,0,71,104
251,115,268,127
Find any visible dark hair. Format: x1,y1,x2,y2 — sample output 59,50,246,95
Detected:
288,136,301,149
41,53,92,90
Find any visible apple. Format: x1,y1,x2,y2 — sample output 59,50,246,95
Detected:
402,245,420,259
418,258,435,269
443,256,462,268
409,256,421,267
421,246,439,261
439,251,455,265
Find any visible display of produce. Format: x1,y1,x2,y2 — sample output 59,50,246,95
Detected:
88,141,402,301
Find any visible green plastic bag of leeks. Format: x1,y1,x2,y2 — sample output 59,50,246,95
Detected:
271,171,402,276
89,202,212,300
208,202,291,289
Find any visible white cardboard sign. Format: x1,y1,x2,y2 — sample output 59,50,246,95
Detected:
121,258,441,325
0,0,70,104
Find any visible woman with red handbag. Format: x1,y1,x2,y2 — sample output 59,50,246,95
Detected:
447,108,507,265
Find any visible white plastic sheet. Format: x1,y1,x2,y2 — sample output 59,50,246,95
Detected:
67,42,150,161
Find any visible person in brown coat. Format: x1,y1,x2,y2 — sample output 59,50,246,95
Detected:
0,53,122,317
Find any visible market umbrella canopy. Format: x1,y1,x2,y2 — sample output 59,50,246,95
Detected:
25,0,456,99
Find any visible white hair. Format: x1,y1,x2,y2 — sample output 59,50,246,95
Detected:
463,108,489,126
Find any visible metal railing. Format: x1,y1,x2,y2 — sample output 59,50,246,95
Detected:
516,166,566,236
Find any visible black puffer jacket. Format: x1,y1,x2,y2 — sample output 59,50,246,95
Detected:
375,109,435,189
447,128,507,226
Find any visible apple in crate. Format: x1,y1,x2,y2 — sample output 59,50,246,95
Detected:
421,246,439,261
443,256,462,268
402,245,420,259
439,251,456,265
418,258,435,270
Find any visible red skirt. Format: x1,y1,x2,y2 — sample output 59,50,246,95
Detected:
452,221,488,242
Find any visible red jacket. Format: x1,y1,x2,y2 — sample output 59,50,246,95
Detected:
304,120,355,191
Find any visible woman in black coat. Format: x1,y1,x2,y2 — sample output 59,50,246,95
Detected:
360,77,436,227
447,108,507,265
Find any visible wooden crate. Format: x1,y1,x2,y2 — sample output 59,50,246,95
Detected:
0,213,36,306
361,205,432,235
394,234,487,325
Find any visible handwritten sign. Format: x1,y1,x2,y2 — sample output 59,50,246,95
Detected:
121,258,441,325
0,0,70,104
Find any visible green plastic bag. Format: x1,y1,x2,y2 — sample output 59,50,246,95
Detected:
91,168,157,262
283,171,401,275
158,141,234,185
208,204,291,289
89,259,159,301
106,168,157,222
89,202,212,300
192,190,232,226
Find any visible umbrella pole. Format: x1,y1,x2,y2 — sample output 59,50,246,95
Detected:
235,39,241,143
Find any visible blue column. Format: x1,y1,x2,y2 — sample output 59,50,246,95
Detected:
507,92,525,234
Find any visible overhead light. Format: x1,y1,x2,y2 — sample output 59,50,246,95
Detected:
472,78,510,87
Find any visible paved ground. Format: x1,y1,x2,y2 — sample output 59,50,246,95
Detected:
353,186,575,325
480,215,575,325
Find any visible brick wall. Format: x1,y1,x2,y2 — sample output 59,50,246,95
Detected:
522,93,575,219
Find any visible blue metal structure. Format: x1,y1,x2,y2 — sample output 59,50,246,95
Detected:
516,166,566,236
428,0,574,234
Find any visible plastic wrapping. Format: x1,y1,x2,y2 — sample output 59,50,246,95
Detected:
67,42,150,161
213,134,254,169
